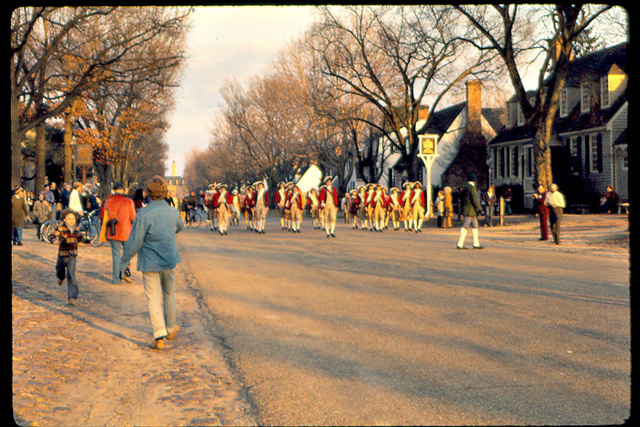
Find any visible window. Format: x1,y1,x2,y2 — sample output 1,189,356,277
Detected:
517,104,525,126
600,76,610,108
512,145,519,177
500,147,505,178
560,88,569,117
591,134,603,174
581,82,594,113
584,135,590,175
526,146,533,177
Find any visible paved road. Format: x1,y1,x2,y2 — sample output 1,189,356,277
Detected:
178,216,630,425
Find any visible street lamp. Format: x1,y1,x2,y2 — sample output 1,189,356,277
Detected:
418,134,438,219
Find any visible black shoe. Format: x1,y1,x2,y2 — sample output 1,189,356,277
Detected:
472,246,485,249
456,245,467,250
331,233,336,238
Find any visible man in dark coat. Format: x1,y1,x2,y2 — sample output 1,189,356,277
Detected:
456,172,484,249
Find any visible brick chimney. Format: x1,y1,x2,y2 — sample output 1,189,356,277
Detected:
418,105,429,121
466,80,482,139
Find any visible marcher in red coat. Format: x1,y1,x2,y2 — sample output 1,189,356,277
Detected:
533,184,549,241
319,177,339,237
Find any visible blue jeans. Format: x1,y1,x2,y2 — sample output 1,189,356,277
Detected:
142,270,177,339
12,227,23,244
110,240,125,284
56,256,79,299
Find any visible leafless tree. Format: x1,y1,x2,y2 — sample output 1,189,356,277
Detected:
454,4,622,189
311,6,496,181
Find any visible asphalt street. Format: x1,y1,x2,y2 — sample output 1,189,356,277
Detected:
178,215,630,425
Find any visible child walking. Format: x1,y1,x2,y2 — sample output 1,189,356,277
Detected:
54,209,89,305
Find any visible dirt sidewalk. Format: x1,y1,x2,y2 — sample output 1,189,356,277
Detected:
11,227,256,426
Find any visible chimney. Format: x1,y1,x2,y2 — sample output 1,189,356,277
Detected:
418,105,429,122
466,80,482,140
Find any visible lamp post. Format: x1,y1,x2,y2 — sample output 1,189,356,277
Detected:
417,134,439,219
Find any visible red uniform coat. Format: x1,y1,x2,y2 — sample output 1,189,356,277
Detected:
253,190,269,206
319,186,339,207
400,189,413,207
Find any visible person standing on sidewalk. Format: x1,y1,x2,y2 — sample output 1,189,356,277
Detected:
121,176,184,350
456,172,484,250
546,183,566,245
533,184,549,241
101,182,136,284
12,186,30,246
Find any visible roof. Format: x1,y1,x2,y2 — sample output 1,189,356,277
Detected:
491,43,627,145
416,103,504,137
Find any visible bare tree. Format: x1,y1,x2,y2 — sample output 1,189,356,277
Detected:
10,6,191,191
454,4,621,189
311,6,496,181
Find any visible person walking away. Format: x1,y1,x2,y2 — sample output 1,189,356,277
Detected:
545,183,566,245
68,182,84,215
101,182,136,284
319,177,339,238
482,185,497,227
120,176,184,350
12,186,30,246
456,172,484,249
33,193,52,240
53,209,90,305
532,184,549,241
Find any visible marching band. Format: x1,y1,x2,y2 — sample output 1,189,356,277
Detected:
195,178,441,237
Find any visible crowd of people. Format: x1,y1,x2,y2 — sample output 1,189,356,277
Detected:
11,174,624,348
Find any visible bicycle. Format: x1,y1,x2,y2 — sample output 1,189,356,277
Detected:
40,218,61,244
78,211,103,247
185,207,202,228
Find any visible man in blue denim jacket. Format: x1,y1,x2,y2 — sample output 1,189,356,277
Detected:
121,176,184,349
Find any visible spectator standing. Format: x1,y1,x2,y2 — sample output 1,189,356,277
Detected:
33,193,52,240
435,190,445,228
101,182,136,284
68,182,84,215
133,188,146,211
50,182,61,219
546,183,566,245
443,186,454,228
532,184,549,241
120,176,184,350
12,186,30,246
59,183,71,215
482,185,497,227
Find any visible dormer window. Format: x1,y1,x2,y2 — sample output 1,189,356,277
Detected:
560,88,569,117
581,81,595,113
600,76,610,108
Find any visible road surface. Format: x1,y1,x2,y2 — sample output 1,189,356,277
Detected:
177,215,630,425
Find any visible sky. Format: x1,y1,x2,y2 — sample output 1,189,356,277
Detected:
164,6,319,176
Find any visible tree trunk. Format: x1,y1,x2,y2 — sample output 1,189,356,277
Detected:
534,119,554,190
35,123,46,196
11,91,22,189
